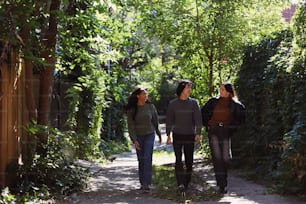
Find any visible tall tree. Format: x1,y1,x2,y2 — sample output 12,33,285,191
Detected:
0,0,60,154
134,0,288,97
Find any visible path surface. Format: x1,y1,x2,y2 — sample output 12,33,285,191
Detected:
54,131,304,204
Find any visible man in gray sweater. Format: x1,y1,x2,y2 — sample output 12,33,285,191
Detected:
166,80,202,193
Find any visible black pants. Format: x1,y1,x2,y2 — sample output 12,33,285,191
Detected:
208,126,232,188
173,133,195,188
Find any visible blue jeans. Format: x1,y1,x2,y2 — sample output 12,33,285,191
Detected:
136,132,155,186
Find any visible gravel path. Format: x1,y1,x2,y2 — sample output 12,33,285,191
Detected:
53,136,304,204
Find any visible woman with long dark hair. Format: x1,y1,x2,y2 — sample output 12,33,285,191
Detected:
201,82,245,194
124,86,162,193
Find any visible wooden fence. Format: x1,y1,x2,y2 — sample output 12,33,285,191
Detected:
0,49,29,188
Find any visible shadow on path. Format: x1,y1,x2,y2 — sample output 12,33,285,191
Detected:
55,150,304,204
54,124,305,204
55,149,175,204
193,160,303,204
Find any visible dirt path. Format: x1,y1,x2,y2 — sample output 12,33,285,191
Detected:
53,134,304,204
54,149,175,204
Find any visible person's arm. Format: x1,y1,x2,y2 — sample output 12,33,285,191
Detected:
165,101,174,144
194,100,202,143
201,98,215,131
194,100,202,135
127,110,141,150
127,110,136,143
151,104,162,143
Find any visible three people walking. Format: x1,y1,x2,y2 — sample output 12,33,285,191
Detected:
125,81,245,195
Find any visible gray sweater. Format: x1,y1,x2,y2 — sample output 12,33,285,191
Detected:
166,97,202,136
127,103,161,142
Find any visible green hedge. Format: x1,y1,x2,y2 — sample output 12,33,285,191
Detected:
233,3,306,194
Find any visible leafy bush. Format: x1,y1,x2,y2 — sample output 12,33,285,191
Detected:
233,3,306,193
0,188,16,204
275,3,306,194
233,30,288,170
276,120,306,194
65,70,107,160
15,123,89,201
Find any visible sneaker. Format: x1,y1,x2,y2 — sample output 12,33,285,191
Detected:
219,186,227,194
178,184,185,192
143,185,150,193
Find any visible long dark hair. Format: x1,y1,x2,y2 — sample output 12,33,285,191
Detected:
223,82,238,100
124,88,150,120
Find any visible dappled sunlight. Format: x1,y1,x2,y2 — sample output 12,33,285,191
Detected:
88,166,138,192
66,129,306,204
59,146,306,204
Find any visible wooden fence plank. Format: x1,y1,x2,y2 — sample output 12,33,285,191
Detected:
6,50,20,186
0,62,9,188
0,49,25,187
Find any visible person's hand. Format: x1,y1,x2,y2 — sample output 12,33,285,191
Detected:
195,134,201,144
134,141,141,150
166,135,172,145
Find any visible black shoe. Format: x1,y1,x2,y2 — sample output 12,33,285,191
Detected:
219,186,227,194
143,185,150,193
178,184,185,192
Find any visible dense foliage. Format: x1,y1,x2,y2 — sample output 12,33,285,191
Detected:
233,3,306,194
1,0,305,201
56,1,120,159
276,2,306,194
17,122,89,201
135,0,287,99
233,29,293,176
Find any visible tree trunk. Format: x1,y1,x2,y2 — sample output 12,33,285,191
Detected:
37,0,60,148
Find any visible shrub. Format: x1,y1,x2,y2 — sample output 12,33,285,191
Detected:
16,123,89,200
